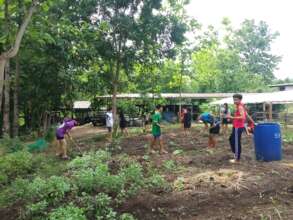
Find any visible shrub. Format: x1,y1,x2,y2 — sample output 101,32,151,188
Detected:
95,193,117,220
163,160,177,171
0,150,33,185
68,150,110,170
120,213,136,220
48,203,86,220
0,135,25,153
44,126,56,143
146,174,170,192
0,178,30,207
28,176,71,204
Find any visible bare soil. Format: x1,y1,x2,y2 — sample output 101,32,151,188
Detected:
74,126,293,220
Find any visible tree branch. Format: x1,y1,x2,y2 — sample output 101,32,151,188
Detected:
0,0,38,59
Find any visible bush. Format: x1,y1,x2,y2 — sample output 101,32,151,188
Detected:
95,193,117,220
120,213,137,220
0,150,33,185
0,135,25,153
68,150,110,170
48,203,86,220
44,126,56,143
146,174,170,192
28,176,71,204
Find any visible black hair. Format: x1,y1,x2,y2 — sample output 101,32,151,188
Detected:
187,108,191,112
233,94,243,100
156,104,162,110
107,107,112,111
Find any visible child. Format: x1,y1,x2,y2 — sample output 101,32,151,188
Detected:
106,107,113,133
198,112,214,133
149,105,168,154
208,117,221,148
228,94,246,163
221,103,230,136
245,111,255,136
119,109,129,136
183,108,192,135
56,118,77,160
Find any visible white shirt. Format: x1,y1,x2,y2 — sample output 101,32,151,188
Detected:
106,112,113,127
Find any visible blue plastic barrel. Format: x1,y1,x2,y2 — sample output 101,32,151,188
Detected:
254,123,282,161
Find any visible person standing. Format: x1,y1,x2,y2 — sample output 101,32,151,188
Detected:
221,103,230,136
55,118,77,160
119,109,129,136
106,107,114,139
228,94,246,163
149,105,168,154
183,108,192,136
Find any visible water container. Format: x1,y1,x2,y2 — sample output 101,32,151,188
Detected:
254,123,282,161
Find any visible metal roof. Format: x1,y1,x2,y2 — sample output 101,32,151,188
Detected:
269,83,293,87
96,93,260,99
212,90,293,105
73,101,91,109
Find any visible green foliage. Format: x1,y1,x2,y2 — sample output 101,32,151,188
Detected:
0,135,25,153
120,213,137,220
146,174,170,192
163,160,177,171
0,150,33,185
44,126,56,143
48,204,87,220
28,176,71,204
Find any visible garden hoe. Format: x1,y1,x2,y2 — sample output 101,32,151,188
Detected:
69,137,83,157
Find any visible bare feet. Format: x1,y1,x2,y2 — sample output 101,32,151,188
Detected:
160,150,168,154
229,159,240,164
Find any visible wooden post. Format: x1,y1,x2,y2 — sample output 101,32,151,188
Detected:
269,102,273,121
262,102,266,121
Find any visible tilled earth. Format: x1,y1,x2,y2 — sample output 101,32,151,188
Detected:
79,126,293,220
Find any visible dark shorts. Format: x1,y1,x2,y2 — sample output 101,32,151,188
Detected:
152,133,161,139
120,122,126,129
222,118,229,124
107,127,112,132
184,122,191,128
209,124,220,134
56,134,64,140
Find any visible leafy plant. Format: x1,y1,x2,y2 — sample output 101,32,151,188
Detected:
0,150,33,185
0,135,25,153
163,160,177,172
48,203,86,220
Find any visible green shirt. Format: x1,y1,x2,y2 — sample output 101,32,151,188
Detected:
152,111,161,135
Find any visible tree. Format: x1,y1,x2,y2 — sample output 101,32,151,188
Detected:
228,19,281,84
92,0,188,131
0,0,38,135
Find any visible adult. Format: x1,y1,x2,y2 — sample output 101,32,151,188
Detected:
55,118,77,160
149,105,168,154
228,94,246,163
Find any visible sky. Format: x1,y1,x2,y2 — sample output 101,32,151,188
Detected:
185,0,293,79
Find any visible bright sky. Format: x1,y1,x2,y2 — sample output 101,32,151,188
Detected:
185,0,293,79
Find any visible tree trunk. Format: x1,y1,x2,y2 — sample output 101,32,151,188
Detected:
0,59,6,110
13,56,20,137
112,60,120,137
0,1,37,109
3,60,10,135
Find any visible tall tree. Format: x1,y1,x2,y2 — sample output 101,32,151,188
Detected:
92,0,188,129
228,19,281,83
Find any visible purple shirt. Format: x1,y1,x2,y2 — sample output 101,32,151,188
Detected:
56,120,77,138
